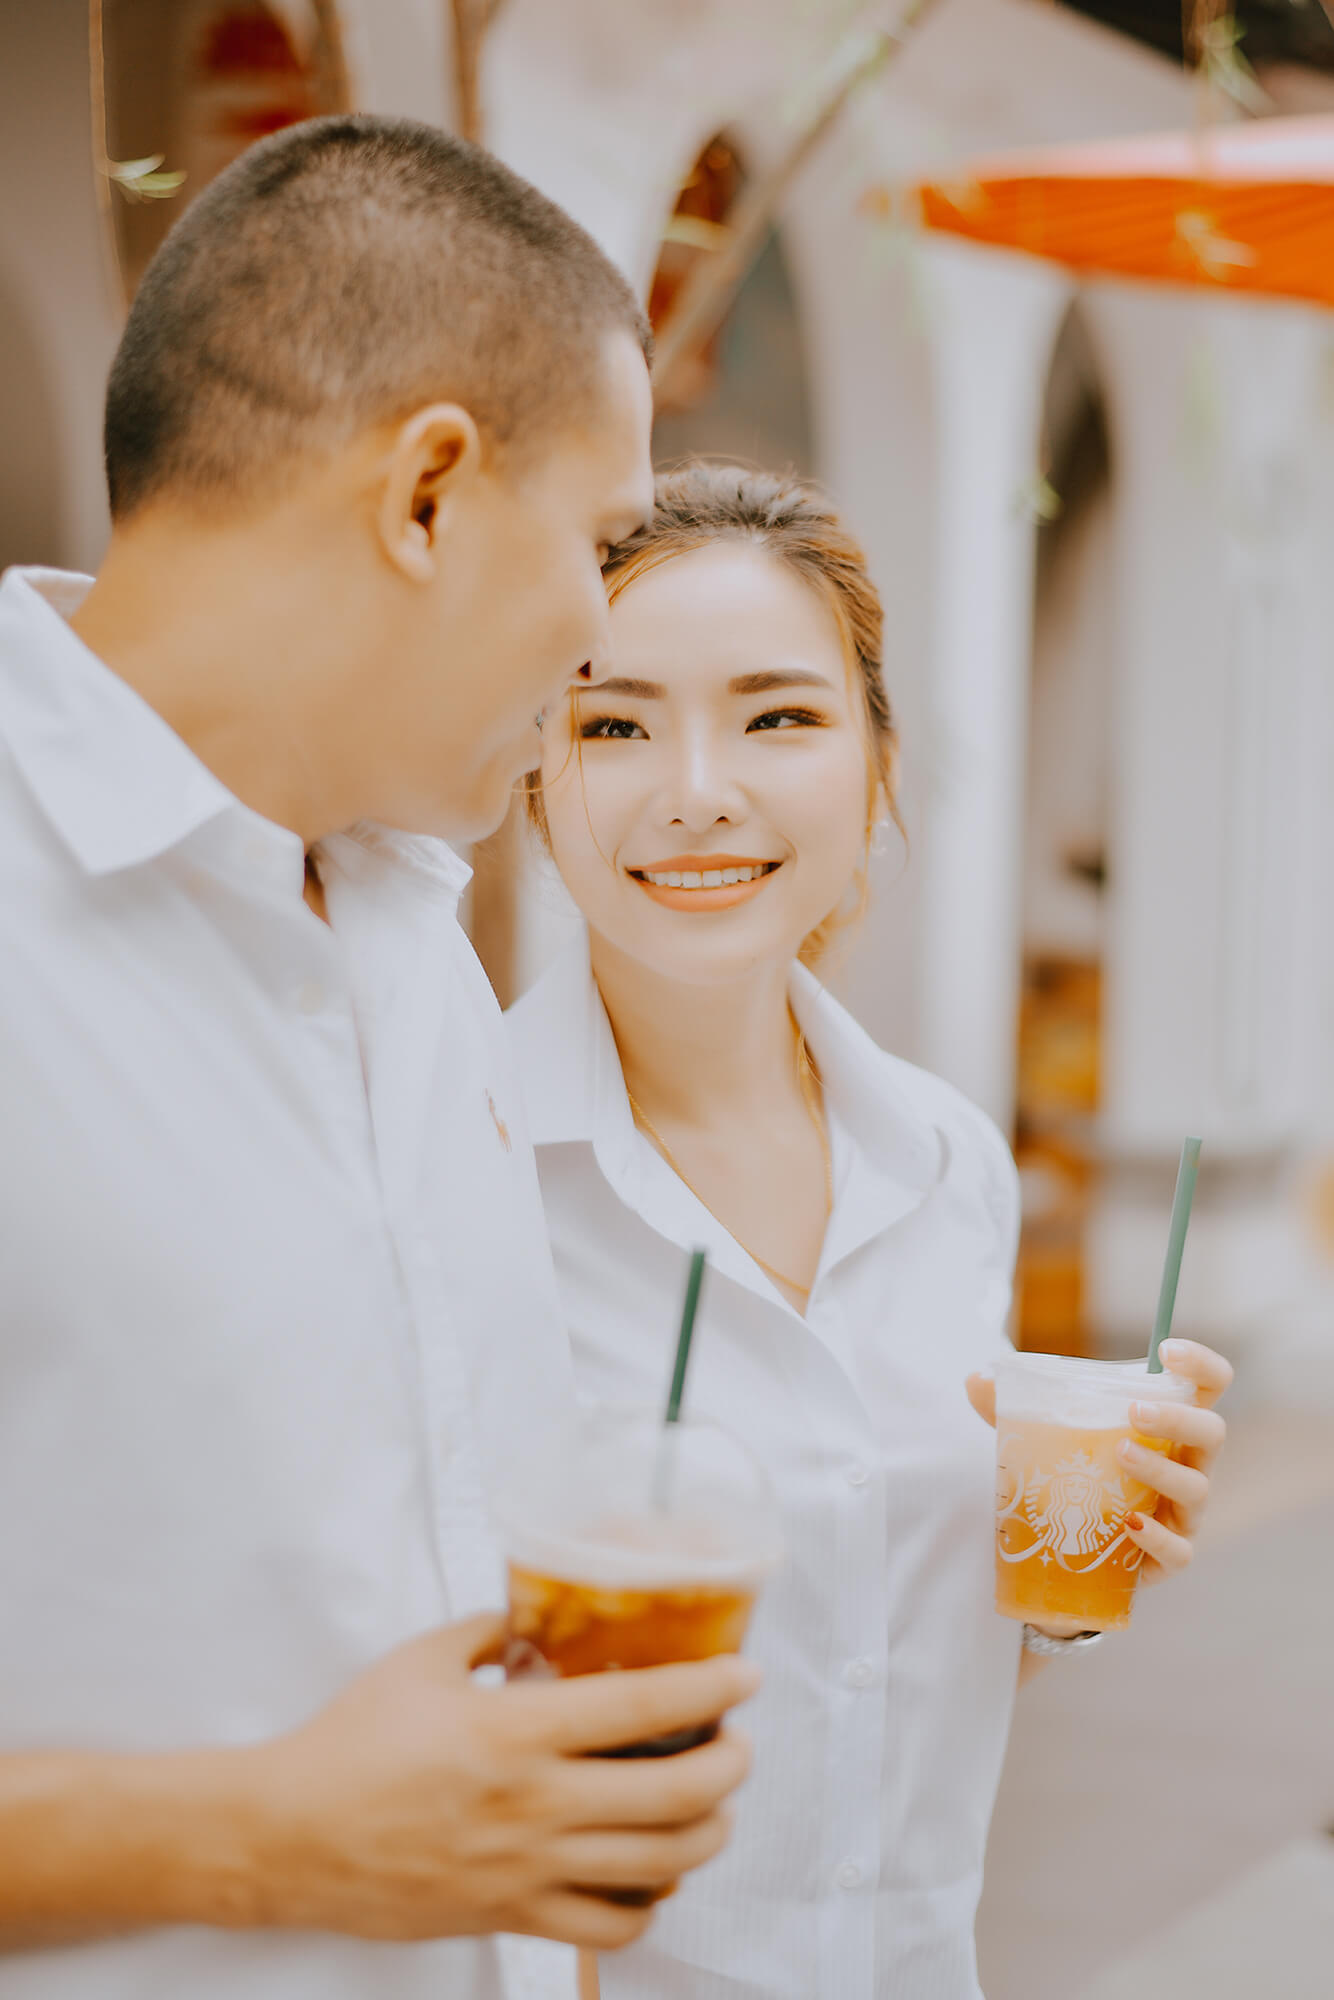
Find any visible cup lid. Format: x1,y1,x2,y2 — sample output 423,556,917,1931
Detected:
496,1404,784,1590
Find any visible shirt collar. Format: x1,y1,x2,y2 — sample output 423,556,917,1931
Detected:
323,823,474,912
0,567,237,875
508,931,642,1178
508,931,947,1300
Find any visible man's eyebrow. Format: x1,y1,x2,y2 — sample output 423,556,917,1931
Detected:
728,669,835,695
583,676,664,698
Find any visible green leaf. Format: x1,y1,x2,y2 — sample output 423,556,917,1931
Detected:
104,153,166,181
1012,471,1063,525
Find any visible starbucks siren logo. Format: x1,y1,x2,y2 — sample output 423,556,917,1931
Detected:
1025,1452,1125,1560
996,1440,1141,1572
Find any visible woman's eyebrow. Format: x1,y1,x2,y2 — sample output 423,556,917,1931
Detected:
585,676,664,698
729,669,834,695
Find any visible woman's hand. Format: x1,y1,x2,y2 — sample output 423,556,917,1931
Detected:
1109,1338,1232,1584
966,1337,1233,1585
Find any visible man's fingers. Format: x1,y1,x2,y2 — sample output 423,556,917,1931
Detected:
437,1612,510,1673
965,1372,997,1429
518,1889,656,1954
521,1654,761,1756
386,1613,509,1684
553,1808,732,1890
1158,1339,1233,1407
552,1727,754,1830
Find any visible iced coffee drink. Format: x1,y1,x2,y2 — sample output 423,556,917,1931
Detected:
994,1352,1196,1633
500,1406,781,1756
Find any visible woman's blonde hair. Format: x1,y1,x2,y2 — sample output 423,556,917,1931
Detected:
525,460,902,966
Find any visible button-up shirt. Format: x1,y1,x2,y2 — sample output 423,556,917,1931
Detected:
0,568,575,2000
507,941,1024,2000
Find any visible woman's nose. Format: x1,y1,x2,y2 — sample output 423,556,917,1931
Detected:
666,727,744,829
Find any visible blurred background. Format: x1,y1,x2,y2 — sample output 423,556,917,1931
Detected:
2,1,1331,1992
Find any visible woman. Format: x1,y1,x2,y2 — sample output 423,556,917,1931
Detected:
506,464,1230,2000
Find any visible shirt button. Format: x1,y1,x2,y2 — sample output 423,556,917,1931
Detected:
843,1657,875,1690
845,1460,869,1487
836,1860,863,1890
296,981,326,1016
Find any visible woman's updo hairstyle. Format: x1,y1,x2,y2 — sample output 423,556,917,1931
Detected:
525,459,902,966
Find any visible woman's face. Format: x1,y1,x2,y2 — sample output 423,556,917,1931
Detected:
539,540,873,987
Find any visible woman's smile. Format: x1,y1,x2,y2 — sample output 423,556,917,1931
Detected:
627,852,784,912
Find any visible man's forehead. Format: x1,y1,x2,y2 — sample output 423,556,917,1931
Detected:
590,328,654,467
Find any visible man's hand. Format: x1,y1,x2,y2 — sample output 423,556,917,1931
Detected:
0,1616,759,1958
241,1613,757,1951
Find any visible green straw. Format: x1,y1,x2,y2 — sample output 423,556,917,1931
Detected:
1147,1137,1202,1373
652,1248,707,1507
665,1248,707,1425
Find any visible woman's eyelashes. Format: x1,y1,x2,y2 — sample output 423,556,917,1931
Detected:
579,706,827,742
746,706,826,732
580,713,647,740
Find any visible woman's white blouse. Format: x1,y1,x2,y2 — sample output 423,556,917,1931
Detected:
508,943,1024,2000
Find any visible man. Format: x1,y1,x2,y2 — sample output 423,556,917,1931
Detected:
0,116,755,1999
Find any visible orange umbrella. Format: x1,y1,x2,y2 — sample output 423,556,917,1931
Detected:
912,114,1334,309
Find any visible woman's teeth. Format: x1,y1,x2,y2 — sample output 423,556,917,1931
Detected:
640,863,776,889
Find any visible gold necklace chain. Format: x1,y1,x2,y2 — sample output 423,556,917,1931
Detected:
625,1028,834,1299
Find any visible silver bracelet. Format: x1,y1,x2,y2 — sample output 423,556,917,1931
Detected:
1021,1623,1106,1658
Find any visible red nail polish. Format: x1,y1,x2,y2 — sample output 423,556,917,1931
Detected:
1125,1511,1144,1532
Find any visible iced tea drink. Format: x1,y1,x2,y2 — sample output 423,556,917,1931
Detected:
499,1407,781,1754
994,1353,1196,1633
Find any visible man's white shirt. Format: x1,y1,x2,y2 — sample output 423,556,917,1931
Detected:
508,940,1025,2000
0,567,575,1999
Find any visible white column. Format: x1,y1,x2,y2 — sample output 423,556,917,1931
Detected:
914,240,1071,1129
771,117,939,1064
1083,287,1327,1158
1080,285,1332,1356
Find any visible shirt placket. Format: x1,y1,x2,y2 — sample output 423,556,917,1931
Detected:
804,1288,888,1999
331,870,507,1624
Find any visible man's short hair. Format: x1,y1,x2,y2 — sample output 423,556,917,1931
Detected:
104,114,651,521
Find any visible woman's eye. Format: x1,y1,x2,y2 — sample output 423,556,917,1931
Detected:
746,707,825,732
580,715,647,741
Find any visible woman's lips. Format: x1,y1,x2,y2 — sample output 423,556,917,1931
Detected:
627,857,783,912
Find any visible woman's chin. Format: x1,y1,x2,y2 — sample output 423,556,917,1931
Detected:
591,909,810,988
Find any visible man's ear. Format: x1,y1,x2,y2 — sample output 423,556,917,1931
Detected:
377,403,482,582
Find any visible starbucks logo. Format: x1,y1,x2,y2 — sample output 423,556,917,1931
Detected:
996,1441,1142,1574
1025,1452,1125,1560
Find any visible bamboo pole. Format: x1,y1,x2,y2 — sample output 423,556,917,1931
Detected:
450,0,489,143
311,0,354,113
446,0,524,1002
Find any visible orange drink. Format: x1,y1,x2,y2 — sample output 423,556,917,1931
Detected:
507,1563,756,1685
498,1405,781,1741
994,1353,1196,1633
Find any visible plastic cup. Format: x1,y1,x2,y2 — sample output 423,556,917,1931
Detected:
498,1404,782,1746
994,1352,1196,1634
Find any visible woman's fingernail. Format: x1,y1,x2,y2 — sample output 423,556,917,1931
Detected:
1118,1438,1139,1462
1125,1511,1145,1532
1159,1340,1184,1362
1131,1401,1160,1427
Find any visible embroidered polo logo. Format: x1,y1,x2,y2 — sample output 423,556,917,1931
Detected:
486,1091,512,1152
